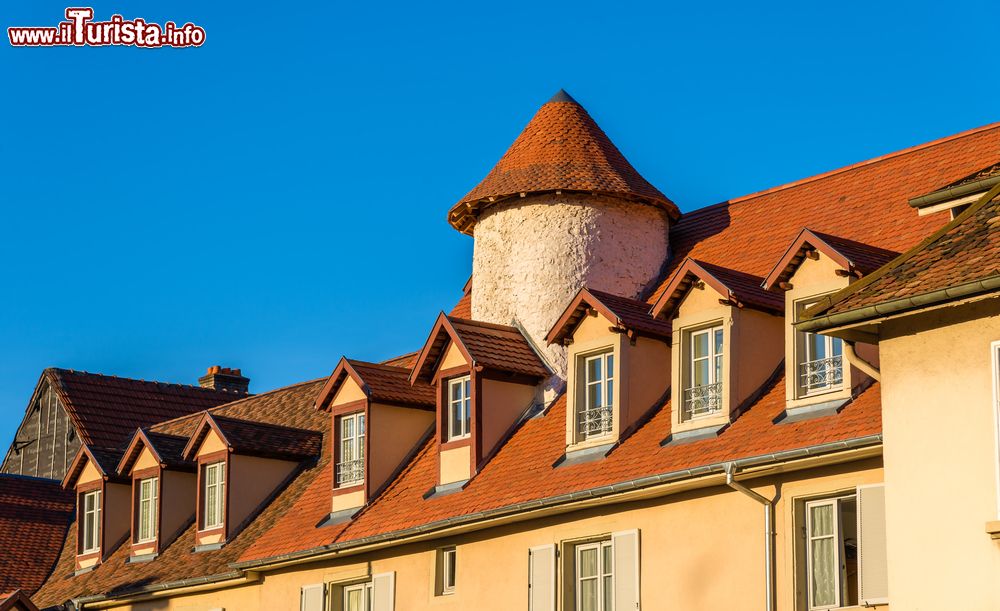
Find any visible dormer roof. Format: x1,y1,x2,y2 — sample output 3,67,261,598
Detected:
762,228,900,291
546,287,672,345
448,90,678,234
62,444,126,489
116,429,193,475
651,259,784,319
316,358,436,411
181,413,322,462
410,314,550,383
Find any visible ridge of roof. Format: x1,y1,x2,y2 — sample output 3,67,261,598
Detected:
722,120,1000,209
45,367,244,396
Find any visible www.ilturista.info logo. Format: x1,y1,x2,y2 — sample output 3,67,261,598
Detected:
8,8,205,47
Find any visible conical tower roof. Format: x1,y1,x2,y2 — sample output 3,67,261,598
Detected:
449,90,678,234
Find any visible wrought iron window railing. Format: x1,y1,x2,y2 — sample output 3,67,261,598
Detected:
683,382,723,420
799,355,843,393
335,458,364,486
577,405,613,438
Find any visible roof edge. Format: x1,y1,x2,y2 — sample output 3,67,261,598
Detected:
908,174,1000,209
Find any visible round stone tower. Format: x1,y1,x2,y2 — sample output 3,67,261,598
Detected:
449,90,679,381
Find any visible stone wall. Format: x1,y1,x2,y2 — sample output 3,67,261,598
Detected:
470,193,671,382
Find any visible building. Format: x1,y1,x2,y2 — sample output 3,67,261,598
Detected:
9,92,1000,610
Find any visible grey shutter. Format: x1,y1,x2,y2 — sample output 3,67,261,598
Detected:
300,583,325,611
857,484,889,606
528,544,556,611
372,571,395,611
613,529,641,610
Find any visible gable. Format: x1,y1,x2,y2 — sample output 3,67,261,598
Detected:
330,376,367,408
440,341,469,371
787,252,850,298
570,310,617,344
133,446,160,472
78,458,103,486
676,281,728,317
197,428,228,457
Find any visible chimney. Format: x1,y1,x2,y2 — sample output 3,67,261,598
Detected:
199,366,250,394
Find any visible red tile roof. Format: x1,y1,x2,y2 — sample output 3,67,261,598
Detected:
0,475,74,595
648,122,1000,306
242,374,881,563
116,430,193,475
546,287,672,345
449,90,679,234
804,184,1000,322
411,315,550,382
182,413,323,462
762,228,900,291
651,258,784,318
46,369,243,450
0,590,39,611
317,359,435,411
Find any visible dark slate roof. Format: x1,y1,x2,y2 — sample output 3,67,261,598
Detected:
0,475,74,595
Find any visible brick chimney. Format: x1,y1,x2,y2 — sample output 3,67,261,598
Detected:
199,366,250,394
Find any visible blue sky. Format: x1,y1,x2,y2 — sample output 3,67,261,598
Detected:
1,0,997,443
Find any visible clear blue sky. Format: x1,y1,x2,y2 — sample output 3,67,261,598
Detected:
1,0,997,442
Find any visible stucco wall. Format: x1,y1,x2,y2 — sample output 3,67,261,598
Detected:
370,403,434,495
480,379,536,459
879,297,1000,610
162,470,196,544
470,194,670,381
229,455,297,532
109,458,883,611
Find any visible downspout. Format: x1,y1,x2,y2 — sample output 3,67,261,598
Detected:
725,463,774,611
844,341,880,382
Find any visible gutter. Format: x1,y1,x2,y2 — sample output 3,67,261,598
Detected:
234,434,882,572
908,175,1000,208
844,342,880,382
70,571,255,609
796,275,1000,334
725,463,774,611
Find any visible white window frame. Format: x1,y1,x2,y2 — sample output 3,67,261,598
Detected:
441,546,457,594
447,376,471,441
795,298,845,398
577,351,614,441
574,539,613,611
343,581,373,611
80,489,101,554
683,324,725,420
336,412,366,487
136,476,158,543
201,461,225,530
804,494,856,610
992,340,1000,519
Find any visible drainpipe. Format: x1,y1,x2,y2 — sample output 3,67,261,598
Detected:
844,341,880,382
725,463,774,611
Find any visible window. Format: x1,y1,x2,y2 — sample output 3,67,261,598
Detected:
683,325,724,420
336,412,366,487
578,352,614,440
437,546,457,595
797,301,844,396
805,495,858,610
447,376,471,441
80,489,101,554
201,461,225,530
136,476,158,543
343,582,373,611
575,540,613,611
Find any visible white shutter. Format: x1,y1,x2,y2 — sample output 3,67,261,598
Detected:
857,484,889,606
528,544,556,611
613,529,641,610
372,571,395,611
300,583,325,611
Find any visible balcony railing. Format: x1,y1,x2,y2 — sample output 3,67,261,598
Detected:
577,405,613,439
683,382,723,420
799,355,843,393
335,458,364,486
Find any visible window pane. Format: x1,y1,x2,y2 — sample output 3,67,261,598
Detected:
205,464,217,487
579,547,598,578
810,504,833,537
463,395,471,435
693,331,709,359
811,536,837,607
606,354,614,378
714,328,723,355
831,336,843,357
346,588,363,611
358,414,366,435
714,354,723,384
451,380,462,402
587,381,602,409
587,357,602,383
606,379,614,408
450,400,462,438
694,359,710,387
809,333,826,360
602,543,613,574
603,575,613,611
580,579,598,611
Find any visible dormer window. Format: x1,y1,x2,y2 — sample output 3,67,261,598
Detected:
578,351,614,440
336,412,365,487
80,490,101,554
201,461,225,530
683,325,724,421
799,326,843,395
447,376,471,441
135,476,158,543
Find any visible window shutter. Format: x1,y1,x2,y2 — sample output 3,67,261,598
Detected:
857,484,889,606
299,583,325,611
528,544,556,611
613,529,641,610
372,571,395,611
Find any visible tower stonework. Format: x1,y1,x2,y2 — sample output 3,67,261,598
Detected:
451,91,678,381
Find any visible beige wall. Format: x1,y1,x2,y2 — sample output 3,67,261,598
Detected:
161,470,196,544
134,446,160,472
229,455,297,532
105,482,131,554
439,446,470,485
78,458,103,486
878,297,1000,610
370,403,434,495
480,379,536,459
331,376,366,408
440,341,468,371
196,429,228,457
105,458,883,611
